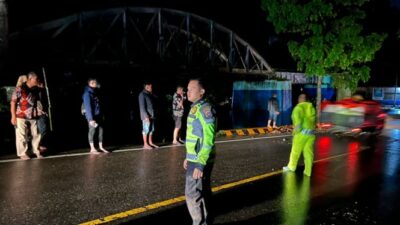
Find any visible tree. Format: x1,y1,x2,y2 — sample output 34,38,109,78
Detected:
261,0,387,121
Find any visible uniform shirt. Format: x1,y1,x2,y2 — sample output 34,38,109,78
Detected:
11,84,39,119
185,99,216,172
292,102,316,135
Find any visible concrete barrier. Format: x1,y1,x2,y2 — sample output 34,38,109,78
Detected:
219,125,294,137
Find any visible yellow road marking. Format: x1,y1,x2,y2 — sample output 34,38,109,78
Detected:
211,170,282,192
79,148,366,225
79,196,186,225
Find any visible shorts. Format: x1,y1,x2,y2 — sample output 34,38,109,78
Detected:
142,120,155,135
269,111,278,121
174,116,182,129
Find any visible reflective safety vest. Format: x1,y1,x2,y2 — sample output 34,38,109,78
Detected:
292,102,316,135
185,99,216,170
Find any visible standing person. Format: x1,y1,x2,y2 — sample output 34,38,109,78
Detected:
172,85,185,145
283,93,316,177
10,72,43,160
267,93,280,128
37,80,49,152
82,78,109,154
138,81,159,149
183,78,216,225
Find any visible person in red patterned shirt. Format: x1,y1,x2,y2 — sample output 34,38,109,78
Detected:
10,72,43,160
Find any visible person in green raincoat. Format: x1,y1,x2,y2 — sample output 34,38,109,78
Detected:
283,93,316,176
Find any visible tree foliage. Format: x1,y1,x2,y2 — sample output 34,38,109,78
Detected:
261,0,387,91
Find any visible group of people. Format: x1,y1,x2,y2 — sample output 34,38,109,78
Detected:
138,81,187,149
9,73,204,157
9,72,316,225
81,78,187,153
10,74,217,224
84,77,218,225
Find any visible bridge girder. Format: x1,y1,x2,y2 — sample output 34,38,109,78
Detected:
9,7,274,75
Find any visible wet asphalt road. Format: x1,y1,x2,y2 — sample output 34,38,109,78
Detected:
0,129,400,224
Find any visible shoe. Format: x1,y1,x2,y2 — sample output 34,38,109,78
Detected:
20,155,31,160
172,141,182,145
282,166,294,172
35,153,44,159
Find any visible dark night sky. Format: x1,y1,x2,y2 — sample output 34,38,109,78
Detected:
6,0,400,86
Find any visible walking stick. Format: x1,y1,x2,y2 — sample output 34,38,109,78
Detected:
42,67,53,131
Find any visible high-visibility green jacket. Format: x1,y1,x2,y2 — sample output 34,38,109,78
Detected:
185,99,216,171
292,102,316,135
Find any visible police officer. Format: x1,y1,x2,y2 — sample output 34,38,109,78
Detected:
183,78,216,225
283,93,316,176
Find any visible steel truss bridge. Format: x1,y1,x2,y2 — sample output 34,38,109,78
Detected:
9,7,274,75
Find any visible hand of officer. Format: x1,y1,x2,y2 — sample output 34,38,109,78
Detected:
183,159,188,170
193,168,203,179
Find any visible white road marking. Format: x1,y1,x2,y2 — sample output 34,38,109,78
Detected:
0,135,292,163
